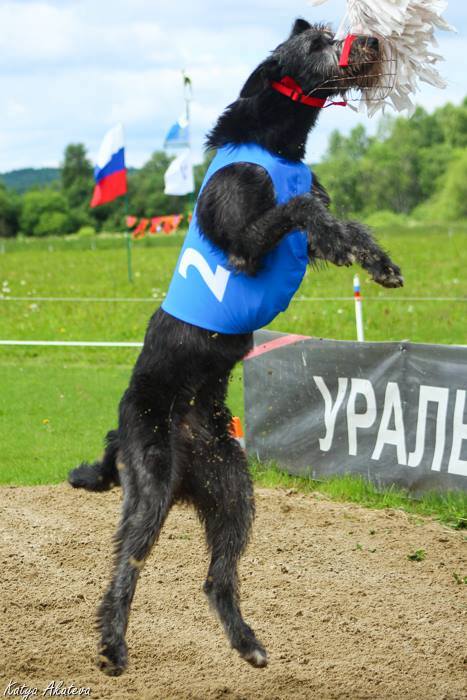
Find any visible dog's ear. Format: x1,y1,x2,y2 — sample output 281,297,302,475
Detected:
290,18,312,37
240,57,280,98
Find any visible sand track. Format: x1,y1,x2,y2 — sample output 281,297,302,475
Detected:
0,484,465,699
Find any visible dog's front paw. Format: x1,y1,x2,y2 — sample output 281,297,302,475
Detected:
97,640,128,676
371,260,404,288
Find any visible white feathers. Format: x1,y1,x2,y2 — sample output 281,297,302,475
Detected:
308,0,455,115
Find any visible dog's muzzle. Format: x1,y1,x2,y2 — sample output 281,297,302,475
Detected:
339,34,380,67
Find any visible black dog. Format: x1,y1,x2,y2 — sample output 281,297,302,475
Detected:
69,19,403,676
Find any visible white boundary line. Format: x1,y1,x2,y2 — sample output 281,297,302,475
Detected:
0,296,162,303
296,298,467,303
2,339,465,349
0,340,142,348
1,295,466,304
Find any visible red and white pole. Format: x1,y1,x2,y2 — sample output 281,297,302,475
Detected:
353,274,365,342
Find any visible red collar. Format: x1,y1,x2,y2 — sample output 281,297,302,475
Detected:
270,76,347,109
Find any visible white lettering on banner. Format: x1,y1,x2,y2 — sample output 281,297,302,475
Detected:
372,382,407,465
347,378,377,456
313,377,348,451
448,390,467,476
178,248,231,302
311,377,465,477
407,386,449,471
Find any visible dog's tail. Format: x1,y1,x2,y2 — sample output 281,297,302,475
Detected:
68,430,120,491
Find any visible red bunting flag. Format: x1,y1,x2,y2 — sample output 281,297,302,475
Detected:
127,214,185,239
132,218,150,239
149,215,184,235
150,216,164,234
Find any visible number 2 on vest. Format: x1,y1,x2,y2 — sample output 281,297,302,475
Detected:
178,248,231,303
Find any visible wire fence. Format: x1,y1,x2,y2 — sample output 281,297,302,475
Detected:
1,294,466,304
0,233,185,255
1,292,465,348
0,340,142,348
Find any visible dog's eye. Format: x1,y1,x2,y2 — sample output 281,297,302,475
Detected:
309,35,334,52
309,37,323,52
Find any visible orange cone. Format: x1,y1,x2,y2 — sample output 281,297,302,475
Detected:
230,416,245,449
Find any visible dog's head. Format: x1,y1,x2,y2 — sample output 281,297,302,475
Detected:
240,19,382,101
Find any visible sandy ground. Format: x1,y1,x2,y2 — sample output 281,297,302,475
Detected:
0,484,465,700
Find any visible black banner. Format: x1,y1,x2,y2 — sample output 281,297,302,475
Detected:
244,331,467,494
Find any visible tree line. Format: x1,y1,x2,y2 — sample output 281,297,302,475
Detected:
0,147,212,237
314,98,467,224
0,98,465,238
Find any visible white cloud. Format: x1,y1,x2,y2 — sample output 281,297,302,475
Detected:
5,98,27,119
0,2,76,63
0,0,465,171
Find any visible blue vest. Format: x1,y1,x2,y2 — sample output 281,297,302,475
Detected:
162,143,311,334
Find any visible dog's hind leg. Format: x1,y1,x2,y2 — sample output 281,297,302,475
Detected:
97,442,173,676
181,397,268,668
200,440,267,667
68,429,120,491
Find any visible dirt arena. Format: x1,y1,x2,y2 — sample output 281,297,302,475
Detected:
0,484,465,700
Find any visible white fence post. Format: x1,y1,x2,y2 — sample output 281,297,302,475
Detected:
354,274,365,342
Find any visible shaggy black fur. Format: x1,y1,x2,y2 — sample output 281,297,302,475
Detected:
68,18,403,676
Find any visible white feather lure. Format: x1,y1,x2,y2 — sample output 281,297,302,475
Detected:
309,0,455,115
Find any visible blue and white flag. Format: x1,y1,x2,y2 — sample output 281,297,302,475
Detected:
164,114,190,148
164,148,194,196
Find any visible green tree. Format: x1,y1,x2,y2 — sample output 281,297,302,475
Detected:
316,99,467,219
428,149,467,221
434,101,467,148
359,138,422,214
60,144,95,232
34,211,71,237
61,143,94,209
315,125,370,216
401,106,444,149
417,143,454,200
20,190,72,236
0,184,19,237
361,104,466,214
129,151,174,217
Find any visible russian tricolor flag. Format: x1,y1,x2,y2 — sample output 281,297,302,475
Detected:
90,124,127,208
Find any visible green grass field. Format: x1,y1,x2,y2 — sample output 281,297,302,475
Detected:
0,225,466,523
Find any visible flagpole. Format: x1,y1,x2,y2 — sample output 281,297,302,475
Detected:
124,194,133,283
182,70,196,213
182,70,192,124
163,73,195,210
121,122,133,284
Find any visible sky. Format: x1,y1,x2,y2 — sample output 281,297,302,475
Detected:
0,0,466,172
